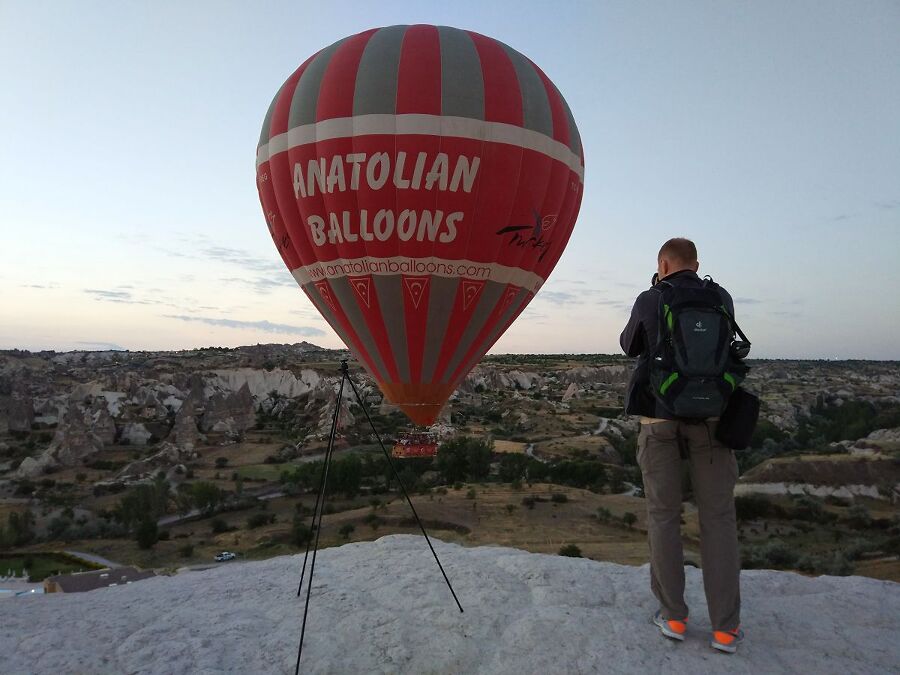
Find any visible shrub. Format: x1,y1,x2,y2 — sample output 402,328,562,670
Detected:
339,523,355,540
596,507,612,522
178,544,194,558
622,512,637,529
558,544,582,557
551,493,568,504
790,496,835,524
734,495,776,521
292,518,312,547
522,496,536,510
743,540,798,569
211,518,229,534
505,504,517,515
466,488,477,500
843,504,872,529
136,519,158,549
363,512,383,530
824,552,854,576
246,513,276,529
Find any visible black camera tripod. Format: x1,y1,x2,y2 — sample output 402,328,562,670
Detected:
293,360,463,674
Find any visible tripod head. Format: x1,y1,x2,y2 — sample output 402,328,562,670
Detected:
339,359,349,375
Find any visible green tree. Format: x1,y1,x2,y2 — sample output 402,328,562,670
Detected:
622,512,637,529
339,523,355,540
136,518,158,549
435,437,493,483
330,454,363,497
498,454,529,482
191,482,224,514
116,479,170,529
6,511,36,546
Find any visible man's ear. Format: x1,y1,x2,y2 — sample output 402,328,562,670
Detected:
691,260,699,272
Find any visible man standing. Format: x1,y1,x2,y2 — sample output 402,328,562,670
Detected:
620,237,744,653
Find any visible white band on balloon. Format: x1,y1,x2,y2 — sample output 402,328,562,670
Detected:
257,113,584,182
290,256,545,294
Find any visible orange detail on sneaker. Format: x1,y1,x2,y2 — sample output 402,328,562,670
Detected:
668,620,687,635
652,611,688,641
711,627,744,653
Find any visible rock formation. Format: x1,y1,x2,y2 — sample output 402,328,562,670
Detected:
166,398,203,451
117,441,198,483
201,383,256,436
7,395,34,433
87,401,117,446
15,402,102,477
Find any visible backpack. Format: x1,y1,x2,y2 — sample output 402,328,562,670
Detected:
649,277,750,419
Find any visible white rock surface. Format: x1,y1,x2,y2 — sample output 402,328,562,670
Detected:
207,368,322,400
2,536,897,674
120,422,152,446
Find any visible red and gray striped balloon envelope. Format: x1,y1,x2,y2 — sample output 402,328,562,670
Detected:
256,24,584,426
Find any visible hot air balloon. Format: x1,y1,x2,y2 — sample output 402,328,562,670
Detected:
256,24,583,426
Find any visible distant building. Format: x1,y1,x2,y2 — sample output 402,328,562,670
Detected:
43,567,155,594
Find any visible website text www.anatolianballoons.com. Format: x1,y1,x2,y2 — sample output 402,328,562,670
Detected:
303,257,494,280
293,256,546,293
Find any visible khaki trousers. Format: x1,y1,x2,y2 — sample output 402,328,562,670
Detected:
637,419,741,631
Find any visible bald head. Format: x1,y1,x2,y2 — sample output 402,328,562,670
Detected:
657,237,699,280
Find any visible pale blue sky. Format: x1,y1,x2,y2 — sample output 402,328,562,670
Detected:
1,1,898,358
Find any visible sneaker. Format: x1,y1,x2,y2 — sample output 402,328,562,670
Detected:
652,610,687,641
710,627,744,653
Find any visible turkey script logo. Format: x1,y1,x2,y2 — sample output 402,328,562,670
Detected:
495,210,555,261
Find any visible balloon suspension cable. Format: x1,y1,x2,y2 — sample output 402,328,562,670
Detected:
295,363,346,675
294,360,464,674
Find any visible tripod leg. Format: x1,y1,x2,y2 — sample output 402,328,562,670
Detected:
345,375,464,614
296,372,345,597
295,370,346,674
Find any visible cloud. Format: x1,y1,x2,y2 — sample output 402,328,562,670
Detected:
163,315,326,336
536,291,581,305
84,289,154,305
85,289,133,300
594,299,630,309
875,200,900,210
20,283,58,289
200,245,284,275
74,341,126,351
734,297,763,305
219,276,296,294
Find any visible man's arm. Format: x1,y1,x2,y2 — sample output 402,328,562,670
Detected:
620,294,647,357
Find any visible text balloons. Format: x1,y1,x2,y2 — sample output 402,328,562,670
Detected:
256,25,583,425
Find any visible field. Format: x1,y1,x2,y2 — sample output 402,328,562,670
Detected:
0,553,103,582
25,483,675,573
